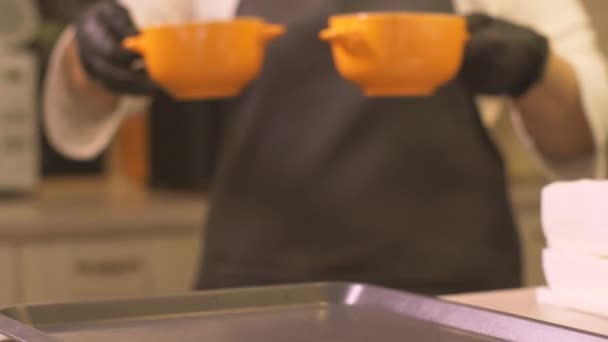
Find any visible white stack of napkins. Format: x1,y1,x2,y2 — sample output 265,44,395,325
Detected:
537,180,608,317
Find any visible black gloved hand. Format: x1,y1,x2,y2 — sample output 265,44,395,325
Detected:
461,14,549,98
75,0,157,95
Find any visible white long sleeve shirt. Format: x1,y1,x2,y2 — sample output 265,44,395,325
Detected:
44,0,608,180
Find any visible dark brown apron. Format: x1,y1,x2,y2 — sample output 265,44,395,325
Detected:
186,0,520,295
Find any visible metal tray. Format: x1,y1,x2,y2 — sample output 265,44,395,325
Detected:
0,283,607,342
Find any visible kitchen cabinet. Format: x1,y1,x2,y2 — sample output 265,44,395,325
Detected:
0,177,207,304
22,234,200,302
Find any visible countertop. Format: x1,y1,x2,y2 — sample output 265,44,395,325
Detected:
3,179,605,337
0,177,207,239
444,288,608,337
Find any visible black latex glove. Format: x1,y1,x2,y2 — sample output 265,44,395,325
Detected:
75,0,157,95
461,14,549,98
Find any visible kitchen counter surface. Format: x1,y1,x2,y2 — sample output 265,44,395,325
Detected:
444,287,608,337
0,177,207,239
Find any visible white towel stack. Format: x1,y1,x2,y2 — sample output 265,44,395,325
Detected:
537,180,608,317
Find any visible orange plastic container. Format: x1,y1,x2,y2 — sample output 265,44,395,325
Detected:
320,12,469,97
124,18,285,100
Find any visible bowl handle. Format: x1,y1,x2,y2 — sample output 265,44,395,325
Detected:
319,27,370,55
261,24,286,44
123,35,145,54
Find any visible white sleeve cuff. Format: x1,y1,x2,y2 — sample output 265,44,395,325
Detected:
43,27,150,161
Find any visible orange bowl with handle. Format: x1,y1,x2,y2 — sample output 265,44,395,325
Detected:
319,12,469,97
123,18,285,100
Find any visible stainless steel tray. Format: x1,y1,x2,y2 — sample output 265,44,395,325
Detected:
0,283,606,342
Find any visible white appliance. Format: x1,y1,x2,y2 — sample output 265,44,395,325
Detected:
0,0,39,194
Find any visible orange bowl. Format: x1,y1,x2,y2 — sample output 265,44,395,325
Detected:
319,12,469,97
123,18,285,100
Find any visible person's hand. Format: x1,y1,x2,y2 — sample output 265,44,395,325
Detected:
75,0,157,95
461,14,549,98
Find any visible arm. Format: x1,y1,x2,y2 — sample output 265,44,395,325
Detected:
502,0,608,177
515,52,593,162
459,0,608,178
43,26,150,160
43,0,194,160
504,0,607,165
